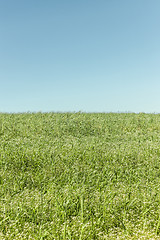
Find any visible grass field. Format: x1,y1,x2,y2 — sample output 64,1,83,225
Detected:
1,112,160,239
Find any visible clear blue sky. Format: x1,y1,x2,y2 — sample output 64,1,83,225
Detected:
1,0,160,113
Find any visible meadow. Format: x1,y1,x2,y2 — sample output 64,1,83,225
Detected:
1,112,160,239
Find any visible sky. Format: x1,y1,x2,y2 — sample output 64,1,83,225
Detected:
0,0,160,113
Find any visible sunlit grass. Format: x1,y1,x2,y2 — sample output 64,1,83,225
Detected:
1,112,160,239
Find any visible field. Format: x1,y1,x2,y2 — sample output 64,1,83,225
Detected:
1,112,160,239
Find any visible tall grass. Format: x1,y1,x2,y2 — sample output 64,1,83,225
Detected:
1,112,160,239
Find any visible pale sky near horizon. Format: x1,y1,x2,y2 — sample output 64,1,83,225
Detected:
1,0,160,113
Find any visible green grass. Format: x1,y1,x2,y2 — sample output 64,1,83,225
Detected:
1,112,160,239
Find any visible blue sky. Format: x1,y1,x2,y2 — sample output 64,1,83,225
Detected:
1,0,160,113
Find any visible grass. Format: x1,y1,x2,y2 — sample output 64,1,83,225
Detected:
1,112,160,239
